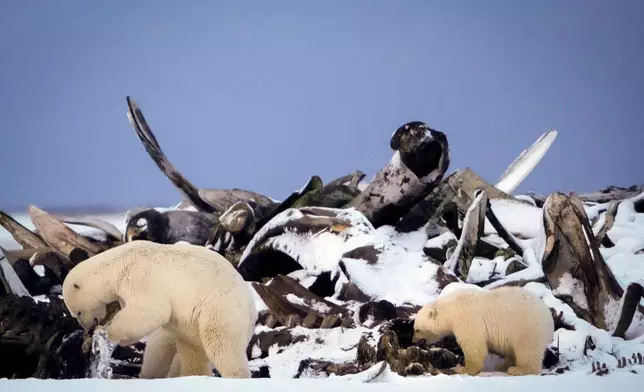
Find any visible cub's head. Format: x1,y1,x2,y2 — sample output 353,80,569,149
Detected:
62,267,107,334
411,303,447,345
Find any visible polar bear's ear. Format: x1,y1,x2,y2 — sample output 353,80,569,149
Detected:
426,307,437,319
73,283,81,290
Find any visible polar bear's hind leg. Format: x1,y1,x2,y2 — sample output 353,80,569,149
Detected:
175,340,211,377
507,346,544,376
198,319,251,378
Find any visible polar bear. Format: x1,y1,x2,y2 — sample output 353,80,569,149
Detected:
412,285,554,376
62,240,258,378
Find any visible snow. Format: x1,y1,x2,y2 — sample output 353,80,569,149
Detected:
3,189,644,386
423,231,457,250
1,371,642,392
341,247,442,306
465,255,520,284
483,199,543,238
239,207,378,276
438,282,486,297
238,207,447,305
514,194,537,206
248,282,269,313
378,225,428,253
553,272,590,311
592,193,644,307
523,282,644,370
251,326,376,378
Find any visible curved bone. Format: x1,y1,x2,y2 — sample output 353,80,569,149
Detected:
495,130,558,194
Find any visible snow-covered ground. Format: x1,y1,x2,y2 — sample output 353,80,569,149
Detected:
0,371,642,392
2,189,644,387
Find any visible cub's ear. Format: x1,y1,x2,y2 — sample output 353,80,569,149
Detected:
426,307,437,319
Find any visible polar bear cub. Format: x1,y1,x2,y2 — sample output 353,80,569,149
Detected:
412,285,554,376
62,240,257,378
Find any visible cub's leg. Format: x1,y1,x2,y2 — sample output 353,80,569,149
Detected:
454,329,489,376
495,353,515,373
507,344,544,376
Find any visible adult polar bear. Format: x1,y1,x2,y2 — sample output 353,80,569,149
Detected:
62,240,257,378
412,284,554,376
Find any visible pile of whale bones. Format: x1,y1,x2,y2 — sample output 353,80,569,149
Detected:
1,96,643,380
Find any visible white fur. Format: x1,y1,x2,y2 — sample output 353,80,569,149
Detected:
62,240,258,379
412,286,554,376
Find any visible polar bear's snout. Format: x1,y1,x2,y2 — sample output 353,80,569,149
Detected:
412,337,427,346
75,312,100,334
87,317,100,334
411,334,426,345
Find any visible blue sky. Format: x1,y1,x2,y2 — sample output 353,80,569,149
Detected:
1,0,642,211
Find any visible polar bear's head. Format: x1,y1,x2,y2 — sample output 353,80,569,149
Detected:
62,262,114,333
411,303,449,345
63,279,107,333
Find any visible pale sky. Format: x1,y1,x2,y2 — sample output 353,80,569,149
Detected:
1,0,642,211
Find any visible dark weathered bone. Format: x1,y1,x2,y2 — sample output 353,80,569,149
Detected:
265,275,350,318
447,168,520,213
247,329,308,360
484,197,524,256
251,278,352,329
9,258,53,296
375,325,461,376
126,97,279,221
443,190,487,279
126,97,216,213
28,205,102,266
345,122,450,228
480,275,549,289
0,210,49,250
237,208,355,281
326,170,366,188
207,201,256,256
541,192,644,335
612,283,644,339
528,184,644,206
395,175,457,234
255,176,323,230
31,250,70,283
594,200,620,247
291,183,362,210
53,215,124,242
3,247,51,266
196,188,277,223
0,294,91,379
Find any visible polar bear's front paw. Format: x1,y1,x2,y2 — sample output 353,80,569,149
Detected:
103,325,138,346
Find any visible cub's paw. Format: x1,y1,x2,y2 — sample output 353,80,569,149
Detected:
454,364,481,376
